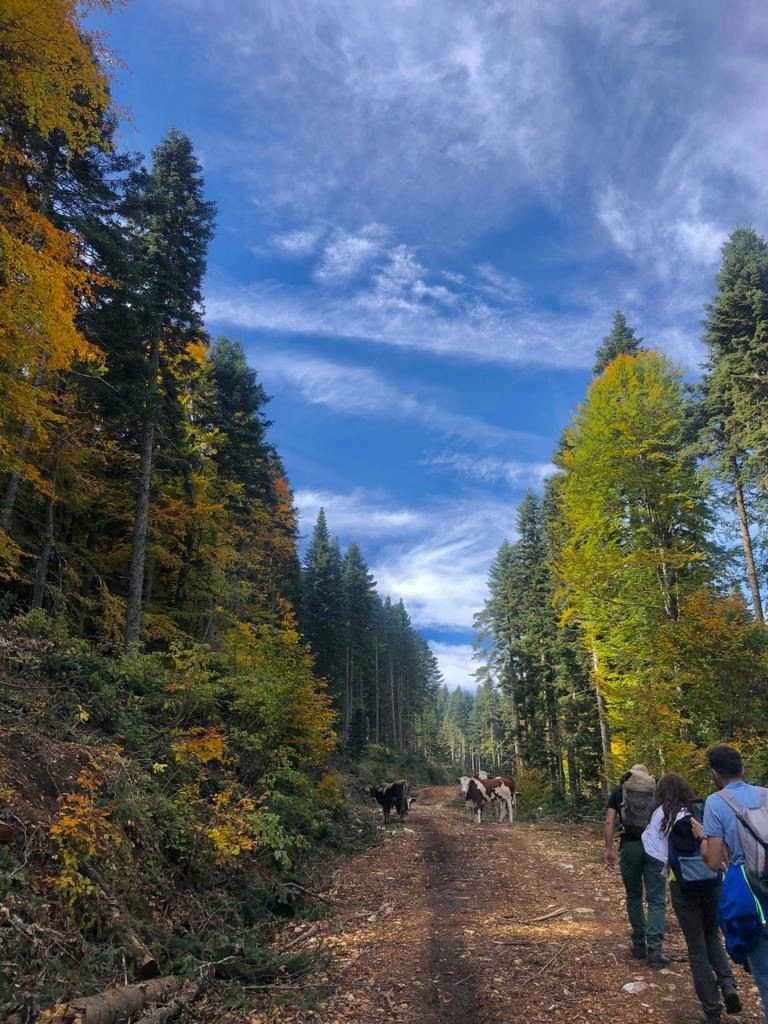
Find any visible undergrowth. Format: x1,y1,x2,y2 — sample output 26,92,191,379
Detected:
0,614,382,1021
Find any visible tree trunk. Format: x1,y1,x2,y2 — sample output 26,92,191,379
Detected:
732,459,764,622
373,632,380,744
37,977,181,1024
1,360,47,532
344,642,351,738
125,335,161,647
389,652,396,748
31,495,55,609
591,647,612,793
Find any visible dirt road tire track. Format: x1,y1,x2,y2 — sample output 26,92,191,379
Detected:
248,785,765,1024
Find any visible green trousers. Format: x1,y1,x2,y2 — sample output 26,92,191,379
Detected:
619,838,667,951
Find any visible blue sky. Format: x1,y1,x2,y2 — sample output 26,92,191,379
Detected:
93,0,768,690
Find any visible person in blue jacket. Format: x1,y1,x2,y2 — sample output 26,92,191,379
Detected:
694,745,768,1019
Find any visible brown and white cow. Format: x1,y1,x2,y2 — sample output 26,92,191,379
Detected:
369,779,410,825
458,774,516,824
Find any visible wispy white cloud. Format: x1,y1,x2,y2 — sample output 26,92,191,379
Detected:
293,486,517,633
295,488,427,539
426,452,556,487
313,224,390,284
372,497,518,631
474,264,526,304
255,350,516,445
173,0,768,365
271,225,326,257
207,241,613,369
428,641,479,692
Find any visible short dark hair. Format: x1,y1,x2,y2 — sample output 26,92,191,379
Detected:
708,744,743,777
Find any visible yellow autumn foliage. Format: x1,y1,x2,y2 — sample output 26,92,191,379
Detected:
171,725,228,765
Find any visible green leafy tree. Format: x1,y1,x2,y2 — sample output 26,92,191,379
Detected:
554,351,713,769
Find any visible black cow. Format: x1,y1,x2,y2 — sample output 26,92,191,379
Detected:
369,779,410,824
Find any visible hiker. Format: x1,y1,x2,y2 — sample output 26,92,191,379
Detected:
693,745,768,1018
642,772,740,1023
603,763,670,965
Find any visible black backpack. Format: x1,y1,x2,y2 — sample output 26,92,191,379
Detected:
668,813,721,892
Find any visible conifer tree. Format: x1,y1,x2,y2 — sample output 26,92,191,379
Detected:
301,511,344,701
341,543,377,738
124,131,216,645
701,227,768,621
593,310,643,375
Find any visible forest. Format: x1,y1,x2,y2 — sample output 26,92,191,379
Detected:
2,0,768,1018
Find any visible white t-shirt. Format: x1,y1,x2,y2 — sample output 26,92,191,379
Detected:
641,805,687,863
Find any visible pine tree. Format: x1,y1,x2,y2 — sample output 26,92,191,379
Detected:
124,130,216,645
340,543,377,740
301,511,344,702
210,338,274,503
700,227,768,622
593,311,643,375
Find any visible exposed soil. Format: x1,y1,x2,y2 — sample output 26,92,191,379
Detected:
247,785,765,1024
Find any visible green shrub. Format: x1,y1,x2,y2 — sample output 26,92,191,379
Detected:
515,768,566,818
15,609,69,640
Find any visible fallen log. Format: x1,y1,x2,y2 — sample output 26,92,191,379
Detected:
36,976,181,1024
131,981,201,1024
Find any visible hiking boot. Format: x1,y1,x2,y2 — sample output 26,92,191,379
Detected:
647,950,671,967
630,944,647,959
722,985,742,1014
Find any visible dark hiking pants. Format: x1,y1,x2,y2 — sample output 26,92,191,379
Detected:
670,881,735,1020
619,838,666,951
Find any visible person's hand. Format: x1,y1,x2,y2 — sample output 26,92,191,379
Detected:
691,818,705,841
603,847,617,868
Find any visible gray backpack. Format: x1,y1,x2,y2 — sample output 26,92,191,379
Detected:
620,784,655,838
718,787,768,900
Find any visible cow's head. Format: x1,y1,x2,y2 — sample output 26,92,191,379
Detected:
457,775,472,795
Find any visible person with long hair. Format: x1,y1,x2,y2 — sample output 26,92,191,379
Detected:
642,772,740,1024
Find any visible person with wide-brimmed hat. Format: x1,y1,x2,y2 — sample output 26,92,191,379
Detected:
604,763,670,965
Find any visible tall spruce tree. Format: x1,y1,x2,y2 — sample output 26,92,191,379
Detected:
701,227,768,622
124,130,216,645
341,543,377,739
301,510,344,702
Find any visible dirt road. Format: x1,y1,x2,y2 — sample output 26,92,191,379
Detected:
251,786,764,1024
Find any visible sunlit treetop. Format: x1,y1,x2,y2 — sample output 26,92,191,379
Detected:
0,0,115,162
